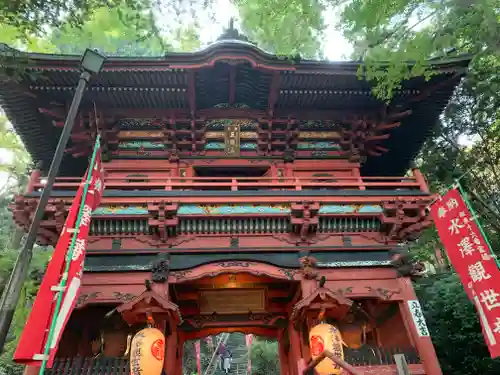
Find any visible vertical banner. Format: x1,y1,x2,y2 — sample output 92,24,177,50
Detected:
14,139,104,366
431,188,500,358
195,340,201,375
245,334,253,374
47,148,104,365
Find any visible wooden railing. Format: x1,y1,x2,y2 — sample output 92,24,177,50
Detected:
29,174,429,193
46,347,420,375
343,346,420,366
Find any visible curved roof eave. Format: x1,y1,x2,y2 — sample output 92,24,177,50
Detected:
0,41,472,75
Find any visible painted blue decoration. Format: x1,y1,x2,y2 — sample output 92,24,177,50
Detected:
319,205,383,214
93,206,149,215
178,204,291,215
205,120,258,130
297,142,341,150
204,142,257,150
118,141,164,150
299,120,338,130
117,119,163,129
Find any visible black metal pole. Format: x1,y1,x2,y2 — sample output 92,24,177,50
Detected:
0,70,92,353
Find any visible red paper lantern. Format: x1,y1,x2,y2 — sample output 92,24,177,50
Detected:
130,328,165,375
309,323,344,375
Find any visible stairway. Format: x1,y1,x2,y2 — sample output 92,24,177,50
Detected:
214,333,249,375
203,333,231,375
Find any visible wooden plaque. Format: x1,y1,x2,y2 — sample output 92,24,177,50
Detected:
199,289,265,314
224,123,240,156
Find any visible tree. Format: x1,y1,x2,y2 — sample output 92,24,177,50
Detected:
248,338,279,375
182,337,216,375
331,1,500,264
0,118,50,373
234,0,326,58
0,116,31,191
0,0,160,37
415,274,500,374
330,0,500,100
50,5,170,56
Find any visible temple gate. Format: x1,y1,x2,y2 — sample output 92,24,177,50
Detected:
2,26,470,375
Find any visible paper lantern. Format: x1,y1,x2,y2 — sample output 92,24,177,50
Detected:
309,323,344,375
130,328,165,375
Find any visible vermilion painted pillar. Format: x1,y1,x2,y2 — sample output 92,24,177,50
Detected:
176,335,184,375
165,326,178,375
278,330,290,375
23,365,38,375
287,321,302,375
398,277,443,375
298,278,315,366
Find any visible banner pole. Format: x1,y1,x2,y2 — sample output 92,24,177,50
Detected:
38,135,101,375
456,180,500,269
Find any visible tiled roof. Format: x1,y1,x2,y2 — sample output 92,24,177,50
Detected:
0,42,471,176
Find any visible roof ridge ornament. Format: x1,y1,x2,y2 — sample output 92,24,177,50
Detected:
216,17,253,44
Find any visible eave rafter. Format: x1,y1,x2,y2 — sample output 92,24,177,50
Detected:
267,72,280,117
187,70,196,117
229,66,236,105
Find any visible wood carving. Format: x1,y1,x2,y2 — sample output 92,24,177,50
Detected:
291,286,353,327
116,289,182,326
151,253,170,283
298,256,318,279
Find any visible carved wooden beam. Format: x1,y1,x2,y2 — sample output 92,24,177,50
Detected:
38,107,66,119
92,107,380,121
387,110,412,121
408,73,461,103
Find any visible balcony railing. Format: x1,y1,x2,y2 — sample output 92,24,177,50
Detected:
29,174,429,194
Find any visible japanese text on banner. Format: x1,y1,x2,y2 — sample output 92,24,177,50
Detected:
431,188,500,358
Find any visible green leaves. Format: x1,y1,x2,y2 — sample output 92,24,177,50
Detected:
234,0,326,58
249,338,279,375
334,0,500,99
416,274,500,374
51,5,170,56
0,248,52,371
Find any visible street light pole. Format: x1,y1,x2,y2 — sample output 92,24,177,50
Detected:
0,49,105,353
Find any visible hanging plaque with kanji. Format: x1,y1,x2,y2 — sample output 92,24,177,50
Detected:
224,122,240,156
430,188,500,358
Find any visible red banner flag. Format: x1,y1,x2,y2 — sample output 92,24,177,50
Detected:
245,334,253,374
431,188,500,358
195,340,201,375
14,144,104,366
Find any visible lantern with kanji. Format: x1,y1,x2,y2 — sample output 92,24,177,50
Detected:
309,323,344,375
130,327,165,375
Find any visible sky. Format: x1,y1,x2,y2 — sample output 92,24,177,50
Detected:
179,0,353,60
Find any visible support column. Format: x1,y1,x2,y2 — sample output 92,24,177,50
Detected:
176,334,185,375
287,321,302,375
23,366,39,375
398,277,442,375
165,326,179,375
278,330,291,375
